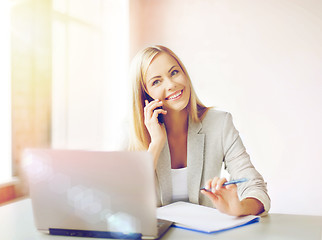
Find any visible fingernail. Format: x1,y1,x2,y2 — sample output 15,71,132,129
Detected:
216,185,220,190
212,188,215,193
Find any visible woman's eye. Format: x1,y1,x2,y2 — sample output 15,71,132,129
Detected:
152,79,160,86
171,70,179,76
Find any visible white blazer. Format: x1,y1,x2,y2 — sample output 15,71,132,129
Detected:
154,109,271,215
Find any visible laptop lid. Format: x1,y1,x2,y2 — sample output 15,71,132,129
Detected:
23,149,165,239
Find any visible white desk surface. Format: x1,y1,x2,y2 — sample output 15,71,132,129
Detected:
1,198,321,240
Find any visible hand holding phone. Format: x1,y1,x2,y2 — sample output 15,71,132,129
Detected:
145,93,164,124
144,93,167,169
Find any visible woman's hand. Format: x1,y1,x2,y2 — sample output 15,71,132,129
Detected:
201,177,242,216
144,99,167,143
200,177,264,216
144,99,167,168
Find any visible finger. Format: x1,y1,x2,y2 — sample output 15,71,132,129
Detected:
145,101,159,118
225,183,237,191
158,109,167,115
152,109,166,121
162,110,167,115
146,101,164,117
204,179,213,191
149,100,163,110
144,105,152,120
200,189,219,201
144,101,148,120
216,177,228,190
145,98,159,106
211,177,220,193
145,100,163,113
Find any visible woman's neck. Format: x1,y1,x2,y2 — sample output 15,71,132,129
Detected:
164,109,189,136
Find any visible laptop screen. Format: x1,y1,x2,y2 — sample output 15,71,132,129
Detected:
23,149,159,238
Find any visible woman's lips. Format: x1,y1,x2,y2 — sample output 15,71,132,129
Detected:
165,90,183,101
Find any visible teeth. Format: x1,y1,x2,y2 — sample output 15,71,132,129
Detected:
168,91,182,100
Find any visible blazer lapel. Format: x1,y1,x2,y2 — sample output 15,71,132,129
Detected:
187,118,205,204
155,137,172,206
155,118,205,206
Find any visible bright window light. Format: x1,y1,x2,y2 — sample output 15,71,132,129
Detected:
0,0,12,183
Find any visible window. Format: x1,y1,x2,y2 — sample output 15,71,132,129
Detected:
0,0,12,183
52,0,129,150
3,0,129,199
10,0,52,197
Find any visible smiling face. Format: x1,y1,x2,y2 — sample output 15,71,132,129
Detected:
145,52,191,113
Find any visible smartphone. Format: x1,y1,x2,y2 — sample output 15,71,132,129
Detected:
145,92,164,124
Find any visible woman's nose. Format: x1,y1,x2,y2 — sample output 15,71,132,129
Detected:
165,77,177,91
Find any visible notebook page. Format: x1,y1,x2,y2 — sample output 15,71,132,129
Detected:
157,201,259,233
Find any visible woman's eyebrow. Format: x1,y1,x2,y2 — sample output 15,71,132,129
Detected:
168,65,178,73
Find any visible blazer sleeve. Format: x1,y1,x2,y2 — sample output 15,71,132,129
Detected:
222,112,271,215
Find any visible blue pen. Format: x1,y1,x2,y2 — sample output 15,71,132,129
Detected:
200,178,248,192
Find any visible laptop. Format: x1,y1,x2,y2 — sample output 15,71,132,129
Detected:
23,149,172,239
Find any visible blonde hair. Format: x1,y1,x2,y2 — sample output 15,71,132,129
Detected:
129,45,209,150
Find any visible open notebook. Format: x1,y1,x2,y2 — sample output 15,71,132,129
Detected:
157,201,260,234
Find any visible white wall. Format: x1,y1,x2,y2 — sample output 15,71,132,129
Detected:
130,0,322,215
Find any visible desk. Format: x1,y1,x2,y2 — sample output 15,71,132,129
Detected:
1,199,321,240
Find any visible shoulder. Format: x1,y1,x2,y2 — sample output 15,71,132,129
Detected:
201,109,240,144
199,109,238,136
201,109,232,127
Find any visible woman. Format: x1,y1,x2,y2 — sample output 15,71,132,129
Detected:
129,45,270,216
